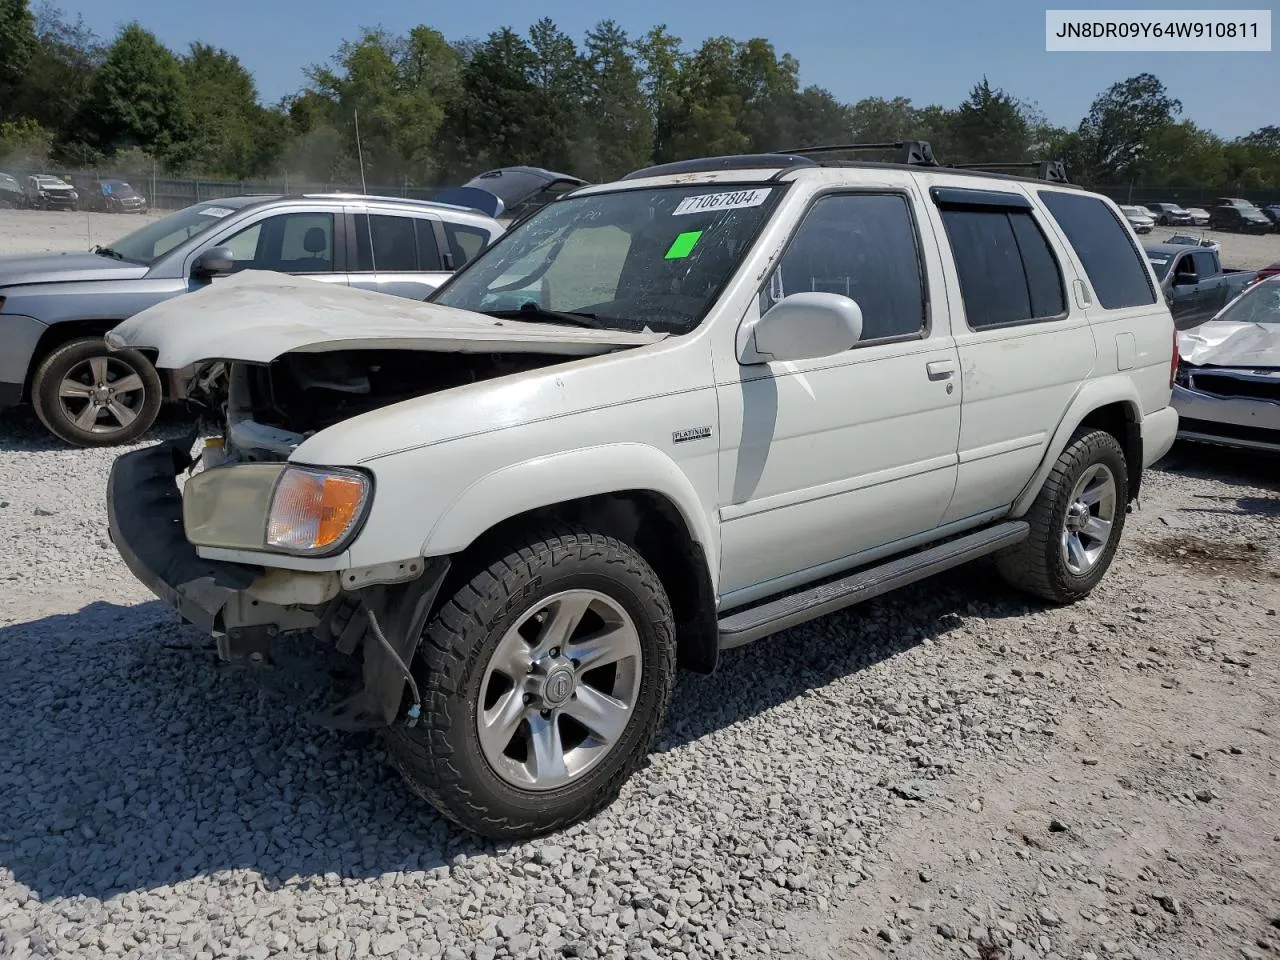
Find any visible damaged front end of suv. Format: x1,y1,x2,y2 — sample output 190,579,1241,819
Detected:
104,270,666,731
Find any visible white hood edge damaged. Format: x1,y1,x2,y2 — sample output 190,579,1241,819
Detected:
1178,321,1280,369
106,270,667,369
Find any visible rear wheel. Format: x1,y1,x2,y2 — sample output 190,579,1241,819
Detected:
997,428,1128,604
387,526,677,839
31,338,162,447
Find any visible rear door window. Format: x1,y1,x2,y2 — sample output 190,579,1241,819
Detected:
1037,191,1157,309
1192,250,1217,279
936,202,1066,330
353,214,445,271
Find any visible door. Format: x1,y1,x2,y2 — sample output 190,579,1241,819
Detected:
716,188,962,598
204,208,350,289
348,212,452,299
1194,249,1230,318
1166,251,1207,327
921,182,1097,524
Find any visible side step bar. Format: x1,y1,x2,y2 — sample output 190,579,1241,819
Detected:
716,521,1030,650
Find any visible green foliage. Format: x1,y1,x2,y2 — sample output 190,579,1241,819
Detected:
0,117,53,167
0,14,1274,193
0,0,37,121
76,23,191,170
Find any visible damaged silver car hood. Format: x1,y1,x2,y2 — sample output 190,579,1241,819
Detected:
107,270,666,369
1178,321,1280,368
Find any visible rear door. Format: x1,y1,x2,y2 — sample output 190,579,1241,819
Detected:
348,210,452,299
917,176,1096,524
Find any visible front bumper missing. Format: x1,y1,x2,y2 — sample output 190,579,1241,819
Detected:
107,437,454,729
106,439,324,644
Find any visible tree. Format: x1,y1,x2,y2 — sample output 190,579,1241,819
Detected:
181,42,260,176
10,4,102,138
775,86,850,149
0,117,52,167
1076,72,1181,184
75,23,191,169
439,27,537,174
0,0,37,121
635,25,685,163
948,77,1030,163
582,20,652,180
525,18,583,172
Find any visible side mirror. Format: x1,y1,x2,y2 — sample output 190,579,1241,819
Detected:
192,246,235,279
738,292,863,364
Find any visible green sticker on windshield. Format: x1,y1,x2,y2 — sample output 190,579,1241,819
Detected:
665,230,703,259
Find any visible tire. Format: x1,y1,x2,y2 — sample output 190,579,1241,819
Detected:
996,428,1128,605
31,338,162,447
387,526,677,839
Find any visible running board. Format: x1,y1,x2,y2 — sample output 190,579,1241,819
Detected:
716,521,1030,650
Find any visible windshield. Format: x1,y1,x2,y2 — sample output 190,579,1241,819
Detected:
430,184,784,334
1148,254,1174,280
104,201,245,265
1217,279,1280,325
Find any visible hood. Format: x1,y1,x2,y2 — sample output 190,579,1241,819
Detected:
33,181,74,191
1178,321,1280,368
0,250,149,288
107,270,665,369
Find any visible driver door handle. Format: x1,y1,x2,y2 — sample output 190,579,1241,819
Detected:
926,360,955,380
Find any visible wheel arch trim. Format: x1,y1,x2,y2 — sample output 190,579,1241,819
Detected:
421,442,720,591
1010,378,1142,517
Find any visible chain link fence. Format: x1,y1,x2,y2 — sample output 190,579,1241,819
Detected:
6,167,444,210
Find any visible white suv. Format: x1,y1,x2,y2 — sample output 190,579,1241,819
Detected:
105,144,1180,838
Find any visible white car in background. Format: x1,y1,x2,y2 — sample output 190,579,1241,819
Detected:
1119,205,1156,233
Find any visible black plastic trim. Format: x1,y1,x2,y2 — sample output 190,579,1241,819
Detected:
931,186,1033,210
717,521,1030,649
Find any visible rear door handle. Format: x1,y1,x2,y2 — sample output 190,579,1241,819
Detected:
926,360,955,380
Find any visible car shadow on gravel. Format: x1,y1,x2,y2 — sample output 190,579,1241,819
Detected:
0,566,1038,902
0,406,197,453
654,561,1036,754
1155,441,1280,494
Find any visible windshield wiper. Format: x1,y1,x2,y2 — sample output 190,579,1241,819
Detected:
485,303,603,330
92,245,127,261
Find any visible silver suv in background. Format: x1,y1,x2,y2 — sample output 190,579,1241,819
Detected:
0,193,503,446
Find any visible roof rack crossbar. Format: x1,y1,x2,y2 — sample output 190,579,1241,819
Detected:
779,141,938,167
945,160,1069,184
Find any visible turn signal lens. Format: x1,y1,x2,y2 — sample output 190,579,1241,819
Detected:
265,467,370,554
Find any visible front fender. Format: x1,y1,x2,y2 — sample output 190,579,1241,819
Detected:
1010,376,1141,516
423,442,720,591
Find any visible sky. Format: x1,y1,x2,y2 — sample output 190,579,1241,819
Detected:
68,0,1277,140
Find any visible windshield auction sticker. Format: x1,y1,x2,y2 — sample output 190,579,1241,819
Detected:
673,188,772,217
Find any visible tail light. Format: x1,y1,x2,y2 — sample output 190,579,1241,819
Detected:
1169,324,1179,388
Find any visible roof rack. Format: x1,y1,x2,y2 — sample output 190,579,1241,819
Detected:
945,160,1069,184
621,153,818,181
780,140,938,167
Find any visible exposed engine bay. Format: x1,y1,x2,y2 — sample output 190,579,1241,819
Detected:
189,349,576,461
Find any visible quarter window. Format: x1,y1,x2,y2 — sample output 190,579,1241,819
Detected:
443,222,490,269
939,206,1066,329
763,193,927,343
1037,191,1157,309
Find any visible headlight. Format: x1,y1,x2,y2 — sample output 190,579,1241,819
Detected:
69,190,78,199
182,463,371,556
266,466,371,554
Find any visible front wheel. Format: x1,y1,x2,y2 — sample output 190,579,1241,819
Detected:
387,527,677,838
997,428,1128,604
31,338,163,447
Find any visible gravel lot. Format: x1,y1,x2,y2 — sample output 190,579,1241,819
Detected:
1,206,1278,960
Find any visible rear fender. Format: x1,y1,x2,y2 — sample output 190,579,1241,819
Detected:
1010,377,1142,516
